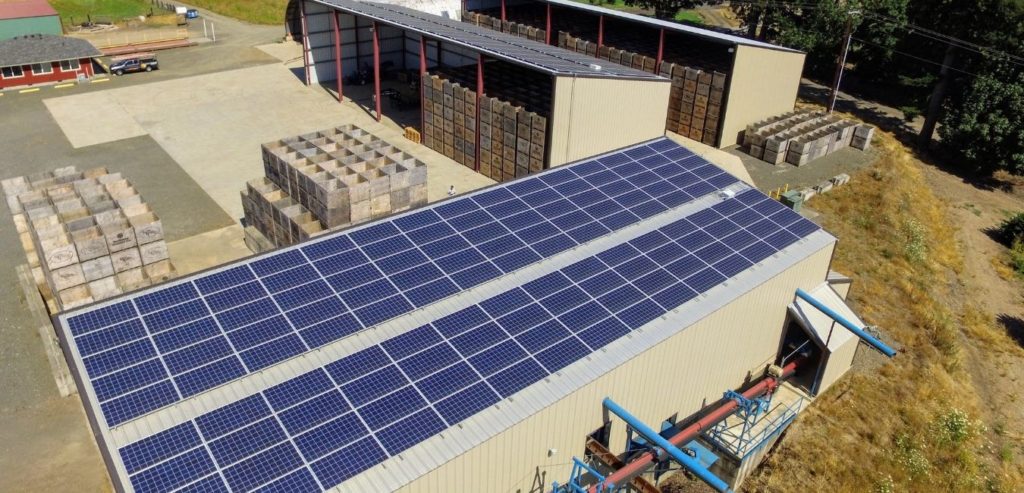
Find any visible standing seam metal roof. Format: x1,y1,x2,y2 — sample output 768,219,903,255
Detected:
538,0,802,53
308,0,664,78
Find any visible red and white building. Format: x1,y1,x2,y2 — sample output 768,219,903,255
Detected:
0,33,100,90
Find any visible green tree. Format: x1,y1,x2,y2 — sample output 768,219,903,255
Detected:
621,0,719,19
940,70,1024,175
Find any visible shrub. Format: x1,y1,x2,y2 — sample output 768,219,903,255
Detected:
900,105,922,122
903,219,927,262
1010,240,1024,275
997,212,1024,245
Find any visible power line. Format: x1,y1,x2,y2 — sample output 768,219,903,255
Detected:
860,11,1024,66
850,36,1010,82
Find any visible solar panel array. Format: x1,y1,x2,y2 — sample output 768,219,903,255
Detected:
312,0,660,78
64,139,748,428
113,187,819,493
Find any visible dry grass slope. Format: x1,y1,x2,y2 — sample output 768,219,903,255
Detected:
743,131,1023,492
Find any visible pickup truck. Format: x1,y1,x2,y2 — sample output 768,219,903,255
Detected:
109,54,159,76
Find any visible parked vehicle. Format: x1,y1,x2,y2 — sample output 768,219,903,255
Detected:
109,54,159,76
185,9,199,19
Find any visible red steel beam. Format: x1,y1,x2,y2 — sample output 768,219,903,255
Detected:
372,21,381,121
590,359,803,493
476,53,484,171
655,28,665,73
420,36,427,133
545,4,552,45
299,0,310,86
597,15,604,48
500,0,506,21
332,11,343,102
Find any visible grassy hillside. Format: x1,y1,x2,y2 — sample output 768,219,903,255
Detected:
50,0,152,23
186,0,288,25
743,127,1023,491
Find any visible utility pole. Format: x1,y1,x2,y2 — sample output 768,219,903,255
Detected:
827,10,858,113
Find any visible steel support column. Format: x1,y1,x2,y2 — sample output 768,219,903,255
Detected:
545,4,551,45
299,0,310,86
500,0,506,21
597,15,604,48
420,36,428,133
656,28,665,72
476,54,484,171
372,21,381,121
332,11,343,102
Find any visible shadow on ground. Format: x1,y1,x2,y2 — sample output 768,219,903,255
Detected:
996,314,1024,347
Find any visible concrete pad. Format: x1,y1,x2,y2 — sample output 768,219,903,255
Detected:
166,224,251,276
256,42,303,63
667,131,755,186
46,64,494,221
44,91,148,148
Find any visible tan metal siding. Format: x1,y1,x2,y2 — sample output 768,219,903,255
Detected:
397,243,834,493
817,335,858,394
548,77,670,167
718,45,806,147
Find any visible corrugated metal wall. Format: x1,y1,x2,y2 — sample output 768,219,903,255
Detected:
393,243,834,492
718,45,805,148
304,1,482,84
548,76,670,166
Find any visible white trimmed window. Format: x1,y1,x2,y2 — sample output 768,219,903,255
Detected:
31,63,53,75
2,66,24,78
60,59,80,71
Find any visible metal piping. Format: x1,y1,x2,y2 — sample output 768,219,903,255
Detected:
590,359,801,493
794,288,897,357
602,398,732,492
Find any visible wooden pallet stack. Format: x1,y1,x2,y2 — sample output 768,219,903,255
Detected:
659,62,727,146
742,110,872,166
243,125,428,250
422,73,548,182
463,12,547,43
2,167,175,312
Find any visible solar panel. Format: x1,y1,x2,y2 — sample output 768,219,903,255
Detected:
57,137,828,493
311,0,660,79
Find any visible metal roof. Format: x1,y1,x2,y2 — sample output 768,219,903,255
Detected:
56,137,834,493
0,0,57,21
539,0,802,53
0,34,100,67
309,0,664,78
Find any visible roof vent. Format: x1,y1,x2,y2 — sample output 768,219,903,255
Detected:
719,189,736,200
589,63,602,71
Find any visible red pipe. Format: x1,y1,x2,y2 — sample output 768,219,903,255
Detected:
655,28,665,73
545,4,551,45
500,0,506,21
476,54,484,171
372,21,381,121
333,11,343,102
590,359,802,492
299,0,310,86
597,15,604,48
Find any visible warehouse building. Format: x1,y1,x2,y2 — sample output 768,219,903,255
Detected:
0,34,98,90
463,0,806,147
0,0,61,40
288,0,670,180
55,136,879,492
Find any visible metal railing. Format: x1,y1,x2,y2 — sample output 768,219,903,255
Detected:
706,396,803,459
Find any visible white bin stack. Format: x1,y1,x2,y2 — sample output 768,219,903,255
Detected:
2,166,176,312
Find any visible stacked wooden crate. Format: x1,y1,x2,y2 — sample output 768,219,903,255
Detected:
243,125,428,250
2,167,175,312
742,110,872,166
421,73,547,182
559,32,660,73
659,62,726,146
463,12,547,43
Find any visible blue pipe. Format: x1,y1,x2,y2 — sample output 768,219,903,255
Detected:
795,288,897,358
602,398,732,493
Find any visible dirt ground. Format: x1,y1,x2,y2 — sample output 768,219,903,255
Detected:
922,164,1024,457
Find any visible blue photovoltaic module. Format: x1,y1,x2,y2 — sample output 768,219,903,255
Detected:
56,137,823,493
